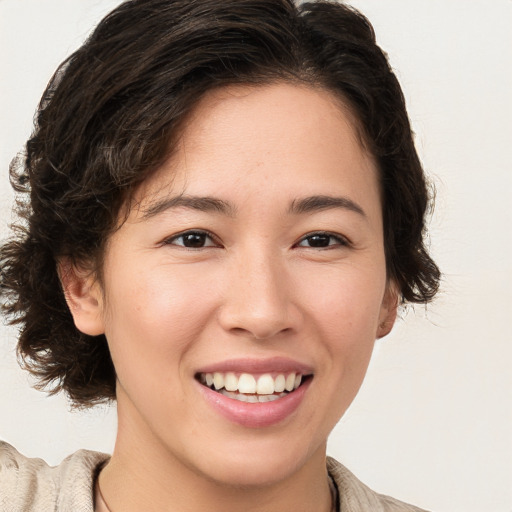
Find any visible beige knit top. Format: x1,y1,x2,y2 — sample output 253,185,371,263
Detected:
0,441,430,511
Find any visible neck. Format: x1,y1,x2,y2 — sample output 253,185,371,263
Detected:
99,402,332,512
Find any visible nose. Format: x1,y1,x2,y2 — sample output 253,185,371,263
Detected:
217,249,300,340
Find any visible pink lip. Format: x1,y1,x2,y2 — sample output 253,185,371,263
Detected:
196,377,312,429
195,356,313,376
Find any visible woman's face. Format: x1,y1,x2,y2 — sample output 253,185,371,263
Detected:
77,83,397,486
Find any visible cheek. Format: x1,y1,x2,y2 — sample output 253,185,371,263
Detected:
300,263,385,386
101,264,218,382
302,263,386,338
292,270,384,437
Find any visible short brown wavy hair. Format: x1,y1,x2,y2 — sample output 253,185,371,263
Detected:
0,0,440,406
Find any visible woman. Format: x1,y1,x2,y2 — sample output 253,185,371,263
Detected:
0,0,439,510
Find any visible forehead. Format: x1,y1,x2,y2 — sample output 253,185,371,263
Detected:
133,82,379,217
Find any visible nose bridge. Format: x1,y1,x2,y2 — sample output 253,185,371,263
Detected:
219,242,295,339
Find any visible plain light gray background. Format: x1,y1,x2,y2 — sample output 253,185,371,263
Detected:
1,1,511,511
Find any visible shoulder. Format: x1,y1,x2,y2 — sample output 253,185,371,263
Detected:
0,441,110,512
327,456,432,512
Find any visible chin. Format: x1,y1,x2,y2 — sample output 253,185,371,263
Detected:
190,435,324,488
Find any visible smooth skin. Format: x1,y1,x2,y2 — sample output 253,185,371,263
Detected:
63,83,398,512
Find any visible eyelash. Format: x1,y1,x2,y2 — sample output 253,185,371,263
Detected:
164,230,350,250
295,231,350,249
163,230,221,249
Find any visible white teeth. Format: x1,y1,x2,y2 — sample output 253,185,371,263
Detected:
238,373,256,393
213,372,224,390
274,374,286,393
259,394,281,403
202,371,305,396
256,374,274,395
219,390,288,403
224,372,238,392
285,373,296,392
220,390,238,400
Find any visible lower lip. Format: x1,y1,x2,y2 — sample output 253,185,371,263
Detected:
197,378,311,428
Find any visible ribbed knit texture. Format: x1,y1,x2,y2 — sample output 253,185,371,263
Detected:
0,441,108,511
327,457,430,511
0,442,430,511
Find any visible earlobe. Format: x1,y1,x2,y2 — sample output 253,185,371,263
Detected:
377,283,399,339
58,259,105,336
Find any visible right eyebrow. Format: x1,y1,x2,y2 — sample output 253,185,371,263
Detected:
141,194,237,219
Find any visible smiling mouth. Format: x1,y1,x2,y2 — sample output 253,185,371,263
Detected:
196,372,311,403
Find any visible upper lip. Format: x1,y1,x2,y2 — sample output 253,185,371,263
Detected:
195,356,314,376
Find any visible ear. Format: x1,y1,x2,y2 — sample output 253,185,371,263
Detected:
58,258,105,336
377,282,399,339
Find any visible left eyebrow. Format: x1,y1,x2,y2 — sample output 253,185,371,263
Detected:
288,195,366,217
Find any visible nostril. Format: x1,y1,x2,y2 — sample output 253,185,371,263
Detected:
217,281,299,339
224,325,292,340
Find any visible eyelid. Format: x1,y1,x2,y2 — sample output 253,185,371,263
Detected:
162,229,221,248
294,231,351,248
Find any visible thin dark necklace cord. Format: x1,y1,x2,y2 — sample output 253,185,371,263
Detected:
329,473,340,512
98,476,339,512
97,482,112,512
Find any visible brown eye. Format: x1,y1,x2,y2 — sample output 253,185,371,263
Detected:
167,230,217,248
297,232,347,248
305,234,331,247
182,233,207,247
